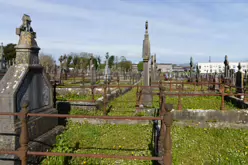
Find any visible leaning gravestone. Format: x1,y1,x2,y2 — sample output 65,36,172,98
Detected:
0,14,62,165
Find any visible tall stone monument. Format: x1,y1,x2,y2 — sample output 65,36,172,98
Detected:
236,62,244,95
104,52,111,83
141,21,153,107
150,55,154,82
224,55,229,78
0,14,61,164
90,55,96,85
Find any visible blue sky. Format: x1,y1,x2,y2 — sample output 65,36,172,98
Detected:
1,0,248,64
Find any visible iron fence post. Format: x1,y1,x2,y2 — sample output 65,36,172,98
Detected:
163,101,173,165
18,101,29,165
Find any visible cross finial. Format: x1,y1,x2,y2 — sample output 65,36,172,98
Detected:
145,21,148,31
238,62,241,71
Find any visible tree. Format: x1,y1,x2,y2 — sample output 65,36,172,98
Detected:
39,52,55,73
137,61,143,72
72,55,79,83
3,43,16,63
108,55,115,69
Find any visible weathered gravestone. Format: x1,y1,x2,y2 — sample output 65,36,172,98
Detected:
213,73,220,90
141,21,153,107
90,55,96,85
104,53,111,83
236,63,244,96
0,14,62,165
224,55,230,78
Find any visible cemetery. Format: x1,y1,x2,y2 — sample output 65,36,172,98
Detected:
0,14,247,165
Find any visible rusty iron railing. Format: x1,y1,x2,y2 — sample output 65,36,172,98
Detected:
0,93,173,165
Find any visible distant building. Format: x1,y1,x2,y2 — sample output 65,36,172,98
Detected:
172,65,184,72
198,62,248,73
132,64,138,72
157,63,173,72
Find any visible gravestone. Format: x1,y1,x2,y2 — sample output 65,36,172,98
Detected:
141,21,153,107
213,73,220,90
104,54,111,84
236,63,244,95
90,55,96,85
224,55,230,78
0,14,61,165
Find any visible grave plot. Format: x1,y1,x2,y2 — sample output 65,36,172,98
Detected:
172,125,248,164
42,122,154,165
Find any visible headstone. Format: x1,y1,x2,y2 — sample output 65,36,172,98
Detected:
0,14,60,165
224,55,230,78
213,73,219,90
141,21,152,107
236,63,244,95
104,53,111,83
90,55,96,85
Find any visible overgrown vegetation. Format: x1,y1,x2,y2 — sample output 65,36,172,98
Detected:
42,123,248,165
172,125,248,164
42,122,154,165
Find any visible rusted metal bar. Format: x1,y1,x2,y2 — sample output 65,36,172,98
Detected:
177,88,182,110
103,84,107,116
27,113,162,120
163,103,173,165
53,82,57,108
91,86,95,102
27,151,162,161
17,101,29,165
220,84,225,110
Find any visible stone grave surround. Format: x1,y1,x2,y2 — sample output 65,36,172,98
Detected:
0,14,58,164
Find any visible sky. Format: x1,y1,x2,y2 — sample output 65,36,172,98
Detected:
1,0,248,64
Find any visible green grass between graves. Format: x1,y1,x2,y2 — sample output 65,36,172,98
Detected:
42,122,248,165
172,125,248,164
42,122,154,165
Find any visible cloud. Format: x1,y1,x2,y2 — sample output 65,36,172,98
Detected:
0,0,248,64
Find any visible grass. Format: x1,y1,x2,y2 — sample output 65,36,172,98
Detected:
42,123,248,165
153,93,238,110
42,122,154,165
172,125,248,164
69,84,238,117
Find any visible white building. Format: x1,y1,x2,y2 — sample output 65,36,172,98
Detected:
198,62,248,74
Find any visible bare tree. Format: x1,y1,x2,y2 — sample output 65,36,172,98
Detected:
39,52,55,73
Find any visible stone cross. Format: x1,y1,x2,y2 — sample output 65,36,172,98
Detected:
15,14,40,65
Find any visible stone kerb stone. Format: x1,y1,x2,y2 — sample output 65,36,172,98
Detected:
172,109,248,129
